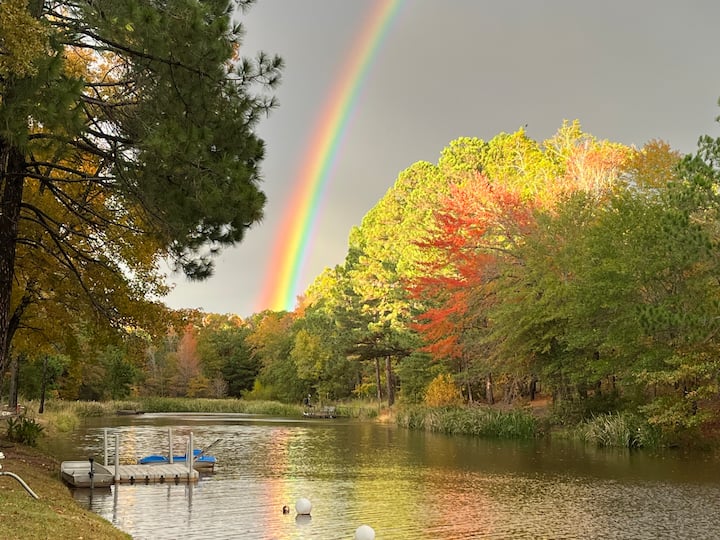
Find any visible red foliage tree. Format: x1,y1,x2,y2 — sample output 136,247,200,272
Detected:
408,173,538,394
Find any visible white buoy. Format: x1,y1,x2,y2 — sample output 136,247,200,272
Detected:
355,524,375,540
295,497,312,515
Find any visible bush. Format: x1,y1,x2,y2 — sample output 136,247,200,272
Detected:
351,382,377,400
50,412,80,433
424,374,463,407
242,380,274,401
6,415,44,446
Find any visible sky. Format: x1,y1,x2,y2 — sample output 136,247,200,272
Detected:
162,0,720,317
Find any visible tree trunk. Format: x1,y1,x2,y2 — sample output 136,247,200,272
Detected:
384,356,394,407
39,356,48,414
464,357,473,403
374,358,382,402
485,372,494,404
0,141,25,378
529,375,537,401
8,353,20,410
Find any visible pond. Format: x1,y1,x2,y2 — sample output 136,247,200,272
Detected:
44,413,720,539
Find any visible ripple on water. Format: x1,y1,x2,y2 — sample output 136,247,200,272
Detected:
65,418,720,540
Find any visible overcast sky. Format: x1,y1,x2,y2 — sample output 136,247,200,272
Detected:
162,0,720,317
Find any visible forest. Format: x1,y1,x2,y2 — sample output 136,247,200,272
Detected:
3,1,720,445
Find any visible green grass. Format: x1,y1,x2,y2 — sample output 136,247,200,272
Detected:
574,411,663,448
28,396,392,421
0,444,130,539
27,397,305,418
395,404,540,439
334,399,383,419
138,397,302,416
36,399,119,417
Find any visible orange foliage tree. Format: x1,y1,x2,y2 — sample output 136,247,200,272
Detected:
409,174,537,402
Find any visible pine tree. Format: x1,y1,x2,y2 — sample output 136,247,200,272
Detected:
0,0,282,375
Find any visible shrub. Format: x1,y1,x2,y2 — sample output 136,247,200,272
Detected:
6,415,44,446
424,374,463,407
242,380,274,401
351,382,377,400
50,411,80,433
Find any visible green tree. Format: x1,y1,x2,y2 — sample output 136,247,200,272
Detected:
0,0,282,379
293,276,363,401
408,124,630,406
0,0,48,79
488,137,720,430
246,311,304,402
341,160,455,405
100,345,138,400
196,314,259,397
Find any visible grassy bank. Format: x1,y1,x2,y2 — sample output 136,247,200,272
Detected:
28,398,305,435
24,397,692,449
572,411,664,448
29,397,386,436
395,404,542,439
35,397,311,418
0,443,130,540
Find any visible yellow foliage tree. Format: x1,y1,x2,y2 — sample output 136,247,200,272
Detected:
424,373,462,407
0,0,47,80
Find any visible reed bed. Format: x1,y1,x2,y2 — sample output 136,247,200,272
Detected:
138,397,302,416
334,400,383,419
36,399,127,417
20,398,305,436
395,405,539,439
574,412,662,448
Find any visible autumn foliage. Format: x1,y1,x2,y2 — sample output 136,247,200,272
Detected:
409,174,536,362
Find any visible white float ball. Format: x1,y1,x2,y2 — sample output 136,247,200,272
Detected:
355,524,375,540
295,497,312,515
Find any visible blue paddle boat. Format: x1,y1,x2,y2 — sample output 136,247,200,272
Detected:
139,448,217,472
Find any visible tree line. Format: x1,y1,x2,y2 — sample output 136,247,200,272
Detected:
4,2,720,441
11,120,720,443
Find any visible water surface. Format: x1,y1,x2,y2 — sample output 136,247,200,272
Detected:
47,413,720,539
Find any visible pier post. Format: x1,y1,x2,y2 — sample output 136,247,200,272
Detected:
104,428,108,466
114,433,120,483
187,432,194,477
169,428,174,464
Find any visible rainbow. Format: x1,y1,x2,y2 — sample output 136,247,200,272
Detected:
256,0,404,312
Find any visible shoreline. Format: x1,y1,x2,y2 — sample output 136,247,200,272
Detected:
0,443,130,540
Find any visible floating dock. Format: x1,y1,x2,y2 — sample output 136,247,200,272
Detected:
61,461,198,487
303,406,337,418
61,430,201,488
108,464,198,484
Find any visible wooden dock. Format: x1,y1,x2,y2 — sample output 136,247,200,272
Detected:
61,461,198,488
62,430,206,489
109,464,198,484
303,405,337,418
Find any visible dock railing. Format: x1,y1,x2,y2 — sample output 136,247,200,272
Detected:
100,428,197,484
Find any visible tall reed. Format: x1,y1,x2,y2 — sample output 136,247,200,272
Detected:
138,397,301,416
575,412,662,448
25,398,304,432
396,405,539,439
